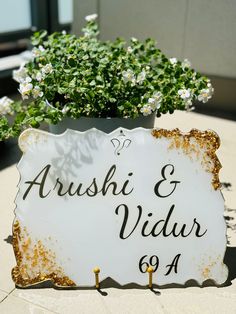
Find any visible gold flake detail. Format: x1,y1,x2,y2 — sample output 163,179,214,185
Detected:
152,128,221,190
202,267,211,279
19,129,48,153
12,220,76,287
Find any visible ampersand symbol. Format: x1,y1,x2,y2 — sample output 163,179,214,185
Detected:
154,164,180,198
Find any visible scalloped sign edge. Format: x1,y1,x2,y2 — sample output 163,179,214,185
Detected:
12,127,228,288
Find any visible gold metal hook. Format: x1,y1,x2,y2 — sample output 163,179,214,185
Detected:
93,267,100,289
147,266,154,289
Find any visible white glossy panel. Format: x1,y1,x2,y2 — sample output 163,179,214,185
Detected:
13,127,228,287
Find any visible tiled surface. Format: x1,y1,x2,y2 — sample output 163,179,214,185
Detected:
101,288,165,314
0,165,18,293
0,289,8,302
0,111,236,313
0,294,56,314
158,289,236,314
12,289,110,314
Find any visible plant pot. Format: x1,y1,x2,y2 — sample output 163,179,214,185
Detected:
49,113,156,134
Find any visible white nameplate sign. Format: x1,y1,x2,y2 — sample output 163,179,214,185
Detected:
13,128,228,287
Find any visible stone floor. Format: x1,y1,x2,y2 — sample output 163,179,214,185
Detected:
0,111,236,313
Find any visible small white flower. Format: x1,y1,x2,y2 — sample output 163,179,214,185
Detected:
207,82,214,95
170,57,177,65
136,70,146,84
127,46,133,53
122,69,136,84
42,63,53,75
32,48,39,58
32,86,43,99
185,99,195,112
13,65,28,83
85,13,98,22
131,37,138,42
148,91,162,110
153,91,162,101
62,106,69,114
182,58,191,69
140,104,153,116
153,91,162,109
0,96,14,115
147,97,156,110
19,81,33,99
36,71,43,82
178,88,191,100
62,30,67,35
197,87,214,103
32,45,45,58
25,76,32,83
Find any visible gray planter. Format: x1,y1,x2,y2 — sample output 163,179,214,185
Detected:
49,113,156,134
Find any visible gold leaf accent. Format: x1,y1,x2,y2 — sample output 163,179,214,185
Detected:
152,128,221,190
12,220,76,287
19,129,48,153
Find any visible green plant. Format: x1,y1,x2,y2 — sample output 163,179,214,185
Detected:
0,14,213,141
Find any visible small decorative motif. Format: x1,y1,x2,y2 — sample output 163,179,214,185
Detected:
111,129,131,155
